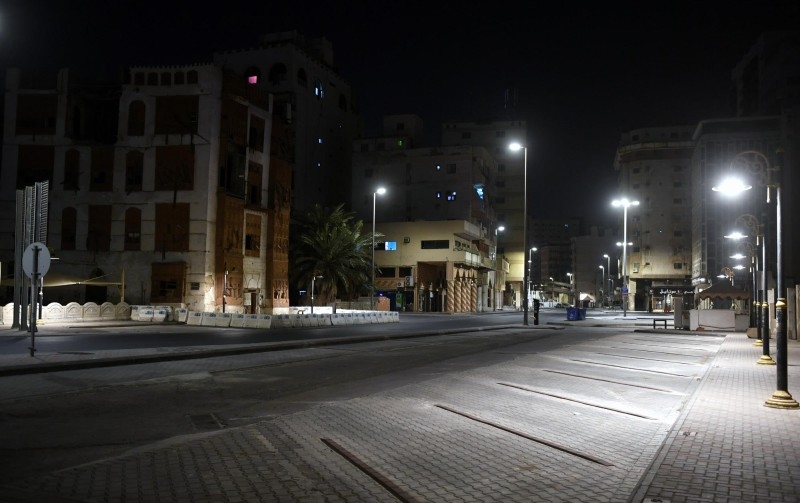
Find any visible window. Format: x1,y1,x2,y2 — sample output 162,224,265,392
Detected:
248,115,265,152
87,205,112,251
673,262,683,270
435,191,441,199
399,267,412,277
446,191,457,201
245,67,260,85
61,207,77,250
147,73,158,85
90,148,114,191
245,214,261,257
268,63,287,86
174,72,185,85
127,101,145,136
160,72,171,85
461,132,471,139
155,146,194,191
421,240,449,249
124,208,141,251
125,151,143,192
314,79,325,99
247,162,262,205
155,203,190,252
155,95,198,134
64,149,80,191
495,131,505,138
151,262,185,303
377,267,395,278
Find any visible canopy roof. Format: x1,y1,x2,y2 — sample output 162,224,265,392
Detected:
697,281,750,301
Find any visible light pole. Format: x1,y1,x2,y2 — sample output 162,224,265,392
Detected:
549,277,554,302
311,275,323,314
509,142,529,325
528,247,537,307
598,265,604,307
612,198,639,317
566,272,573,306
603,253,611,307
371,187,386,311
492,226,505,311
713,149,797,409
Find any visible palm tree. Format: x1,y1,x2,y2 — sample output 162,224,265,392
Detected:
289,204,380,307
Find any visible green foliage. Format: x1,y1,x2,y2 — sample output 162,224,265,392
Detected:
289,204,381,304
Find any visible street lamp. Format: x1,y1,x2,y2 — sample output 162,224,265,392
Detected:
528,247,537,306
549,277,554,302
371,187,386,311
612,198,639,317
566,272,573,306
598,265,604,307
509,142,529,326
311,275,323,314
713,149,797,409
603,253,611,307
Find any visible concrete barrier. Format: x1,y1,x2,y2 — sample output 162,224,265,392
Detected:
215,312,232,327
175,308,189,323
244,314,260,328
187,311,203,325
151,309,168,322
138,308,155,322
256,314,272,329
316,314,332,326
201,312,218,326
230,313,247,328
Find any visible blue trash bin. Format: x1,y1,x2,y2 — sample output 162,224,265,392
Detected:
566,307,578,321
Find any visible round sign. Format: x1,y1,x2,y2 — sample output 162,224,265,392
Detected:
22,242,51,279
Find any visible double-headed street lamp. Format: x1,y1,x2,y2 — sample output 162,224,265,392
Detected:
509,142,529,326
713,149,797,409
371,187,386,311
612,198,639,317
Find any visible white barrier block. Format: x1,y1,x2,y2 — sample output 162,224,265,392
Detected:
215,313,232,327
317,314,331,326
175,308,189,323
244,314,260,328
201,312,218,326
257,314,272,329
138,308,155,322
230,313,247,328
187,311,203,325
391,312,400,323
151,309,168,322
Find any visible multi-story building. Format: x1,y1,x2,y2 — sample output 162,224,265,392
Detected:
571,226,619,307
213,31,362,213
0,65,285,313
351,115,505,311
440,120,529,308
614,125,695,312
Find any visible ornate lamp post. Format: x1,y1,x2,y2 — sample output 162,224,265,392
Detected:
713,149,797,409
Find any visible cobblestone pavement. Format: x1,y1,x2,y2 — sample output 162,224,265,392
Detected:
0,320,799,502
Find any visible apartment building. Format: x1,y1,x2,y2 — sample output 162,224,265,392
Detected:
0,65,281,313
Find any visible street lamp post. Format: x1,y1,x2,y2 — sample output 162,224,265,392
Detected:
612,198,639,317
549,277,554,302
528,247,537,307
566,272,573,306
713,149,797,409
371,187,386,311
509,142,529,326
311,275,323,314
598,265,604,307
603,253,611,307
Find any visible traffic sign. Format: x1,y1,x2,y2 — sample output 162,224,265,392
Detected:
22,242,51,279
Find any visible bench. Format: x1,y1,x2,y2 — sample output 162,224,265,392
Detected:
653,319,668,329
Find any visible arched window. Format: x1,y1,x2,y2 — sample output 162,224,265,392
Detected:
61,207,77,250
127,100,145,136
124,207,142,251
268,63,288,86
314,79,325,99
187,70,198,84
174,71,185,85
245,66,261,85
147,72,158,85
64,149,80,191
297,68,307,87
160,72,172,85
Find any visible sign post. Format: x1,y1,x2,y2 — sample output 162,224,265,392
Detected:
22,242,51,356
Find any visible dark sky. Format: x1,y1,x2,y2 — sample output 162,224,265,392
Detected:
3,1,799,224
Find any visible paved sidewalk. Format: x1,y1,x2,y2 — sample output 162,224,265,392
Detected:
1,318,798,501
632,331,800,502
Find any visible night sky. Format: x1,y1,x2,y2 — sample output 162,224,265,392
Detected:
3,1,799,224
